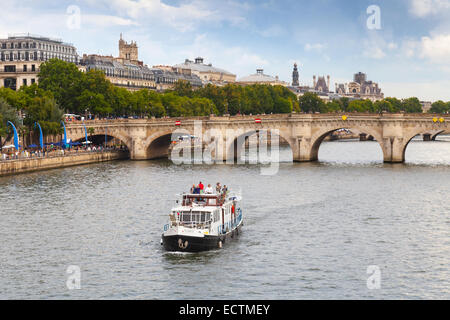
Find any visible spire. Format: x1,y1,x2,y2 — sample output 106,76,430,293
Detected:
292,62,299,87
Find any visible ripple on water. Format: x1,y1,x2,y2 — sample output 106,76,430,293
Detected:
1,141,449,299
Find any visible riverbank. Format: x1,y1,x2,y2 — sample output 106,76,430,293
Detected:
0,151,129,176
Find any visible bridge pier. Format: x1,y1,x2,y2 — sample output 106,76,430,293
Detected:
382,137,405,163
292,136,315,162
130,137,148,160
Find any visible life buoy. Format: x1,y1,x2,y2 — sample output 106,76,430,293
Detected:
218,240,223,249
178,238,188,249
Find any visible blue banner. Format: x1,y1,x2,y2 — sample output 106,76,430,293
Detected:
7,121,19,150
60,120,68,148
34,122,44,149
83,122,88,145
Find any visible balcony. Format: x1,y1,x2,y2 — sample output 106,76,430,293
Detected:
0,68,39,74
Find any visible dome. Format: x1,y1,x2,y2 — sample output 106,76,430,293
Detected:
237,69,280,83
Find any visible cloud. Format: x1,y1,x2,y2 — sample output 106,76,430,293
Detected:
420,33,450,64
409,0,450,17
82,0,249,32
304,43,326,52
396,33,450,70
82,14,139,27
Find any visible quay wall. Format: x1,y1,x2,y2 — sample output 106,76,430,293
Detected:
0,151,129,176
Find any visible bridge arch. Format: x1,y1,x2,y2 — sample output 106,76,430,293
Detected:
69,128,132,152
226,128,294,162
142,129,193,160
309,125,385,162
401,127,448,162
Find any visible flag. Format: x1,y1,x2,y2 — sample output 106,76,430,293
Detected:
34,122,44,149
7,121,19,150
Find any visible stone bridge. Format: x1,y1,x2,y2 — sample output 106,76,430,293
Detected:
65,113,449,163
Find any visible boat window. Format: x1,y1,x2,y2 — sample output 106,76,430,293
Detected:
208,198,217,206
180,211,212,224
181,212,191,222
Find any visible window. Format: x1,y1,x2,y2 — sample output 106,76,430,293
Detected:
4,65,16,72
22,79,27,86
31,78,35,84
23,65,27,72
31,64,35,72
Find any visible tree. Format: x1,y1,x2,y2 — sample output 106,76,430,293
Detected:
429,100,449,114
172,80,193,97
38,59,84,113
23,96,64,135
374,100,394,113
298,92,325,113
348,99,374,112
338,97,350,112
384,97,402,112
326,100,342,112
401,97,422,113
0,98,21,151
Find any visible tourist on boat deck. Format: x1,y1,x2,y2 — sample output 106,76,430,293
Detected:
222,185,228,195
205,184,213,194
190,184,196,193
199,181,204,192
216,182,221,194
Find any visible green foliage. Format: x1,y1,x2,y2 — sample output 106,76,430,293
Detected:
374,100,394,113
429,100,450,114
401,97,422,113
23,96,64,135
347,99,374,112
38,58,84,113
0,98,21,137
298,92,325,113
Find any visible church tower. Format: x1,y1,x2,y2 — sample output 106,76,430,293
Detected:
292,63,299,87
119,33,138,61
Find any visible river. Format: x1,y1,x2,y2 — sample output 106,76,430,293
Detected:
0,137,449,299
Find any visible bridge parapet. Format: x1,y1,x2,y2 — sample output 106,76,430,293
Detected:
64,113,449,163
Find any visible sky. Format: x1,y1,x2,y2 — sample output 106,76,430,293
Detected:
1,0,450,101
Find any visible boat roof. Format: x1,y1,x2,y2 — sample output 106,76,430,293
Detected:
172,206,218,212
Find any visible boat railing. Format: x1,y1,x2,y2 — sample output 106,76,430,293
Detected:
218,209,243,234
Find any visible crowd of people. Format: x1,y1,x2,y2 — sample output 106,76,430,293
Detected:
0,144,127,161
190,181,229,196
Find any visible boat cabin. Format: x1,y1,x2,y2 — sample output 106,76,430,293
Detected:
181,194,225,207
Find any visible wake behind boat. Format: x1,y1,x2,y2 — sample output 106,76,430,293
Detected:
161,184,243,252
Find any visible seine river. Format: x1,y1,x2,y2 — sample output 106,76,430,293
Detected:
1,137,449,299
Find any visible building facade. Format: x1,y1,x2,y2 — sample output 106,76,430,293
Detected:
335,72,384,101
173,57,236,85
313,75,330,93
82,36,202,91
0,33,79,90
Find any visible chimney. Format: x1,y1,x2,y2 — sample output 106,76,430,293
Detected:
327,75,330,91
313,75,316,87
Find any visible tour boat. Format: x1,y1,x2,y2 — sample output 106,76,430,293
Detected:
161,188,243,252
